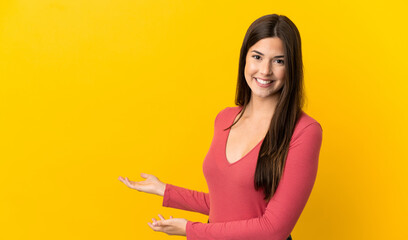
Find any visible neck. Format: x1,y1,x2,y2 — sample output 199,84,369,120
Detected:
244,94,279,121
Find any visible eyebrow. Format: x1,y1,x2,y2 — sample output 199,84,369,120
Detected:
251,50,284,58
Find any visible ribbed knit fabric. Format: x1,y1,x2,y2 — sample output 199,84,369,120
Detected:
162,106,323,240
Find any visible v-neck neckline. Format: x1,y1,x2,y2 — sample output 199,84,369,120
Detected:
224,107,265,166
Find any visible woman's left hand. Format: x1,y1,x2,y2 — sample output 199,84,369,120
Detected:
148,214,188,236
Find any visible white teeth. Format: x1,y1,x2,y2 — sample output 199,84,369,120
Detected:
255,78,273,84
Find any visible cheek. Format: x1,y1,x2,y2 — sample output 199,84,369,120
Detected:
245,62,257,75
275,68,285,79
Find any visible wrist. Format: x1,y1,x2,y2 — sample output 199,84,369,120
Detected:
182,220,187,236
158,183,166,196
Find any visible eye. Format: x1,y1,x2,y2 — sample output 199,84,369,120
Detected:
252,55,261,60
275,59,284,65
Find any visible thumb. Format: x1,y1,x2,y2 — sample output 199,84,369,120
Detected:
140,173,150,179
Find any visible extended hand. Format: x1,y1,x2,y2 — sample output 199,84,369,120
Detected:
148,214,187,236
118,173,166,196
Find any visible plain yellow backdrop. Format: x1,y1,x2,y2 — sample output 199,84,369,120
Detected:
1,0,407,239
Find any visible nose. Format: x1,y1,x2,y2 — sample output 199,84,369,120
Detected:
260,60,273,76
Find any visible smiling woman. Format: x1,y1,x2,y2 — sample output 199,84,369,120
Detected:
119,13,322,240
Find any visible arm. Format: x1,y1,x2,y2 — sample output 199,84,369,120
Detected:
162,184,210,215
160,108,228,215
185,122,323,240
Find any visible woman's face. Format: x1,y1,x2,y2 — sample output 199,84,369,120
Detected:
244,37,286,100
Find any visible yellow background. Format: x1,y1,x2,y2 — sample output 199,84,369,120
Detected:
1,0,407,239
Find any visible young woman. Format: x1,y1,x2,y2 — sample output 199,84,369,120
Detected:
119,14,323,240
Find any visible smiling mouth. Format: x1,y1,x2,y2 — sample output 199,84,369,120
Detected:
254,78,274,84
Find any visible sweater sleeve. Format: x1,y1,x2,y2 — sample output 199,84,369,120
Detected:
160,107,229,215
185,122,323,240
162,184,210,215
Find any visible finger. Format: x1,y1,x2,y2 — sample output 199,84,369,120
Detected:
127,177,139,186
152,219,158,227
147,222,160,231
156,219,170,226
158,214,165,220
170,216,173,219
125,177,134,187
121,178,131,187
118,177,130,186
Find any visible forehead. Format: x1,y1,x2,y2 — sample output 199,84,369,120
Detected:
248,37,284,55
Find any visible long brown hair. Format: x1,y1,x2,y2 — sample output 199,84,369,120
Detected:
224,14,305,202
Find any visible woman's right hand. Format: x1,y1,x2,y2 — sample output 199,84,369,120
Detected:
118,173,166,196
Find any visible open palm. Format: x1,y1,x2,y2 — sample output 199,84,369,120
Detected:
118,173,166,196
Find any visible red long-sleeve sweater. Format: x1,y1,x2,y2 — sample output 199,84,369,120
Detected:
162,106,323,240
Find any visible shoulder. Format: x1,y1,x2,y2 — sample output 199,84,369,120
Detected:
290,111,323,145
214,106,241,127
295,111,322,131
215,106,240,119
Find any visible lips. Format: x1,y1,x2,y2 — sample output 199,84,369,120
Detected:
254,77,274,88
254,77,274,84
256,77,274,81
